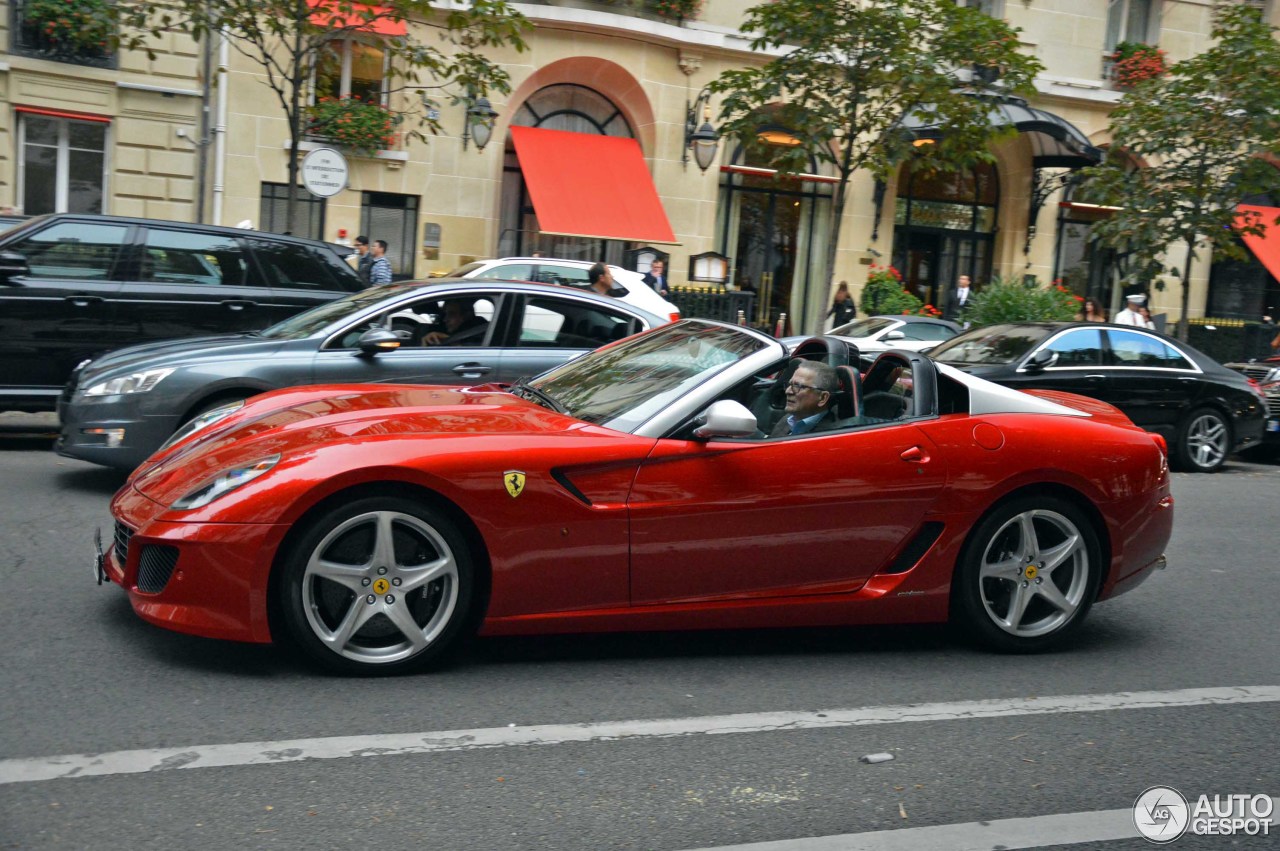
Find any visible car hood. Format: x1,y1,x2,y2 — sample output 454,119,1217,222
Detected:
77,334,288,382
131,383,581,501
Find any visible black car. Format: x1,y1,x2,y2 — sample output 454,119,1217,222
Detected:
929,322,1266,472
1224,354,1280,450
0,214,362,412
57,279,661,470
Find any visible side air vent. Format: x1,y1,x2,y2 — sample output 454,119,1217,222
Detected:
113,521,134,567
136,545,179,593
883,521,945,574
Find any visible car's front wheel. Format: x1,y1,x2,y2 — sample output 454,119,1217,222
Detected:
1174,407,1231,473
953,496,1102,652
278,496,475,675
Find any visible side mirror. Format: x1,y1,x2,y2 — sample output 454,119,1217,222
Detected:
357,327,402,355
883,330,905,341
0,251,29,283
692,399,758,439
1023,348,1056,373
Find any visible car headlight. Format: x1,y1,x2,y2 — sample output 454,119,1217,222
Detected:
170,454,280,511
159,400,246,452
82,368,174,397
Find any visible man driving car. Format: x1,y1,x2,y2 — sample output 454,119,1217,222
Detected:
771,361,840,437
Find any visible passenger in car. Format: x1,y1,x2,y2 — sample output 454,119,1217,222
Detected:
423,301,489,346
770,362,841,437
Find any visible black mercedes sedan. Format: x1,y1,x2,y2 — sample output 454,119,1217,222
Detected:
57,279,661,470
928,322,1266,472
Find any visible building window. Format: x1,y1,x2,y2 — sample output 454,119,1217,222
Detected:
9,0,117,68
360,192,419,280
259,183,327,242
956,0,1004,17
316,40,387,103
1104,0,1158,53
17,112,108,215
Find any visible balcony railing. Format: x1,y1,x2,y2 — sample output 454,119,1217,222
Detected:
9,0,117,68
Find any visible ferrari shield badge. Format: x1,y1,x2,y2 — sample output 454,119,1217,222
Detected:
504,470,526,499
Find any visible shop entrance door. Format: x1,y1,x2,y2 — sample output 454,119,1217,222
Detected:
733,190,800,333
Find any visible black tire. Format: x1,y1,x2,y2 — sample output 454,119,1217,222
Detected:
953,496,1102,653
277,495,475,675
1173,407,1231,473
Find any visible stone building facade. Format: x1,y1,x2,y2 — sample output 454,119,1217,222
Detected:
1,0,1277,334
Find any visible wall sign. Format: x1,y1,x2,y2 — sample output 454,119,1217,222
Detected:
301,148,349,198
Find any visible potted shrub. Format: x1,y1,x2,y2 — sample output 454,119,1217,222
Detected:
859,265,934,317
23,0,114,55
306,97,400,156
1110,42,1168,88
965,275,1082,326
648,0,702,23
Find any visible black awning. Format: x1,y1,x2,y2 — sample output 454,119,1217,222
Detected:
898,94,1102,169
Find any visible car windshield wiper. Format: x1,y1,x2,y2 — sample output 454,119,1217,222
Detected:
510,378,567,414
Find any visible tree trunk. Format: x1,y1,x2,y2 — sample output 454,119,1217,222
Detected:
284,22,306,235
1178,236,1195,341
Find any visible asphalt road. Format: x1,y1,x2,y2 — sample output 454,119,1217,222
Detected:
0,426,1277,850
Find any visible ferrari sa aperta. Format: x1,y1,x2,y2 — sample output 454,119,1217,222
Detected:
105,320,1174,674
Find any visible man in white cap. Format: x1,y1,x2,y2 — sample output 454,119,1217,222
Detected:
1114,293,1153,328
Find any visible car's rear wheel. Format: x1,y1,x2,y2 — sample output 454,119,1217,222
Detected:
1174,407,1230,473
953,496,1101,652
278,496,474,675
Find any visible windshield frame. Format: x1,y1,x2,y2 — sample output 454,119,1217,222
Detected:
528,320,785,436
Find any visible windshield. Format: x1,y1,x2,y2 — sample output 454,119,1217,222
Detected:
259,284,420,339
832,317,895,337
530,322,770,432
929,324,1055,365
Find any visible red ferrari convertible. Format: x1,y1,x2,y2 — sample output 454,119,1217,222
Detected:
102,320,1174,674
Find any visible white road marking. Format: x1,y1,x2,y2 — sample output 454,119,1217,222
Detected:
0,684,1276,785
676,801,1280,851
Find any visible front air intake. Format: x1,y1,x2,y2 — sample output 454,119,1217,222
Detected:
136,546,179,594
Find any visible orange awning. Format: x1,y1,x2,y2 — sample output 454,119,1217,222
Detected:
1237,204,1280,282
309,2,406,37
510,126,677,245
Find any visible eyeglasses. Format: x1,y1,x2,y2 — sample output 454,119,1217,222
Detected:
786,381,826,394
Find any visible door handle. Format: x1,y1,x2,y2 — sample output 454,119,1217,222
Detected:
220,299,258,312
65,296,104,308
452,363,492,375
1084,374,1106,382
900,446,930,463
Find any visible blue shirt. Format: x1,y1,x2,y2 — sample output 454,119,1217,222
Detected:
786,412,827,435
369,256,393,285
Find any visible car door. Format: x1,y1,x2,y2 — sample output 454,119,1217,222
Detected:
1003,327,1112,402
0,219,130,396
112,226,280,343
499,293,648,383
627,422,948,605
1102,328,1201,434
245,238,363,323
309,290,506,386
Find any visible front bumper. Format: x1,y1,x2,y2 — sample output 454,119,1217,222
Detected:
57,396,178,470
107,484,286,643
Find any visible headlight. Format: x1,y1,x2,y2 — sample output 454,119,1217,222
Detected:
83,368,174,397
170,454,280,510
159,400,245,452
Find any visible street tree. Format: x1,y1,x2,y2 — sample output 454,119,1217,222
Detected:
1080,3,1280,340
707,0,1042,320
117,0,529,232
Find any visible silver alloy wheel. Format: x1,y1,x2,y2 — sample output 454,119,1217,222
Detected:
1184,412,1228,470
301,510,459,666
976,508,1091,638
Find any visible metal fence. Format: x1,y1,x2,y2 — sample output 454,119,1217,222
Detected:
668,286,758,328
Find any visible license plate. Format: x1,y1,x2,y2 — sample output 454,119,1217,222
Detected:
92,528,106,585
1267,419,1279,433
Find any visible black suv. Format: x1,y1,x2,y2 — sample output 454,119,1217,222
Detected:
0,214,362,411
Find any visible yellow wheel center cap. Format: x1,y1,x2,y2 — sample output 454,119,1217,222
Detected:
1024,565,1039,580
372,578,390,594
